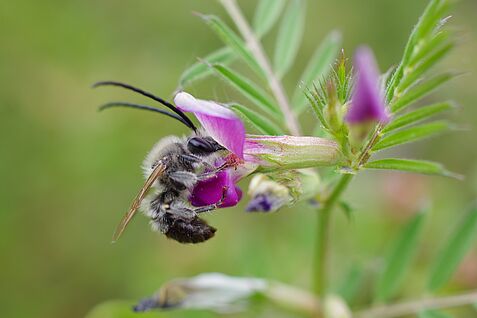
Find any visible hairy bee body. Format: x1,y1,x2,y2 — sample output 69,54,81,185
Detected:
95,81,231,244
141,132,226,243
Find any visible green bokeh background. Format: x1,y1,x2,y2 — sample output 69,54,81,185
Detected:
0,1,476,317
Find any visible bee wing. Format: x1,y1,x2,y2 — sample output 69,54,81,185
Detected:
112,163,166,242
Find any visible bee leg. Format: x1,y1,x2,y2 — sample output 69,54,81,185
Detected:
196,162,233,181
179,154,202,165
193,186,229,213
169,170,198,188
168,204,197,219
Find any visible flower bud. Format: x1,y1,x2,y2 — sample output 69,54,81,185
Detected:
133,273,267,313
246,170,321,213
345,46,390,146
345,46,389,125
246,174,290,212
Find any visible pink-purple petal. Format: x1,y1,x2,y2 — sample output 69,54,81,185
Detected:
174,92,245,158
189,170,242,208
345,46,390,124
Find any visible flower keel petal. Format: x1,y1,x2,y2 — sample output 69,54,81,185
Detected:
190,170,242,208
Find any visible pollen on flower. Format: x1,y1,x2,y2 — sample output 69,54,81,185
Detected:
225,153,244,169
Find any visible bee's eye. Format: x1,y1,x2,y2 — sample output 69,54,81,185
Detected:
187,137,224,155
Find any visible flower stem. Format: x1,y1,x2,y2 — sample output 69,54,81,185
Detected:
219,0,301,136
313,174,353,298
353,289,477,318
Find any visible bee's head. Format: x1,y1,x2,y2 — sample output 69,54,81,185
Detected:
187,136,226,156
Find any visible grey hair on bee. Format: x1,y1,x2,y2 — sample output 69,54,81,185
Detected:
93,81,197,132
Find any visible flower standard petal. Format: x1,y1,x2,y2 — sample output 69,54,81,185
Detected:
345,46,389,124
174,92,245,158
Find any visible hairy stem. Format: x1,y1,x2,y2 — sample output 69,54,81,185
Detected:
314,174,353,298
219,0,301,136
353,290,477,318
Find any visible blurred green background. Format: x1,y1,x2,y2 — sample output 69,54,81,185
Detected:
0,1,476,317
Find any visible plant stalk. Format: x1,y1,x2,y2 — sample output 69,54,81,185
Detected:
314,174,353,299
219,0,301,136
353,289,477,318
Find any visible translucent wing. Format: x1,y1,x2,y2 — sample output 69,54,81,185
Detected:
112,162,166,242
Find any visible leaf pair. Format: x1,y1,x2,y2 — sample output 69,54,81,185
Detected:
385,0,454,106
180,0,342,135
179,0,287,88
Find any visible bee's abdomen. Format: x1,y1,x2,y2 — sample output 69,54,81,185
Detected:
162,214,216,244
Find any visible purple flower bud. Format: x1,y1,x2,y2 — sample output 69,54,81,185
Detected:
246,174,290,212
345,46,389,124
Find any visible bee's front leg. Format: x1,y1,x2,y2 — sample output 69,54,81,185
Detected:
193,186,229,213
196,162,233,181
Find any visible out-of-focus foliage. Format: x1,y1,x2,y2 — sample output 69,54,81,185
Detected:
0,1,476,318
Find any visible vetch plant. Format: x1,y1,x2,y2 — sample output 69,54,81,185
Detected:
89,0,477,317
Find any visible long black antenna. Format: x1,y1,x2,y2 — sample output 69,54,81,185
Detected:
93,81,197,131
99,102,196,130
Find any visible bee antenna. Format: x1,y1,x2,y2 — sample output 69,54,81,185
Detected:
93,81,197,131
99,102,196,130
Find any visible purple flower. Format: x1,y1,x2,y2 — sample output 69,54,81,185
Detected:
174,92,248,208
174,92,341,209
345,46,389,124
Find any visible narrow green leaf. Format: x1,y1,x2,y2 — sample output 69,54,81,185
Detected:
398,42,454,92
364,158,460,179
273,0,306,78
373,121,449,151
201,15,265,78
411,0,449,49
419,309,453,318
409,31,450,67
336,264,364,304
253,0,286,37
374,211,426,302
293,31,342,113
230,103,284,135
211,64,282,120
385,0,450,103
383,102,453,133
391,73,455,113
179,47,235,88
365,158,457,178
304,90,329,130
428,206,477,291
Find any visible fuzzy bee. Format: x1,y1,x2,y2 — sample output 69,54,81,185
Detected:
95,81,234,244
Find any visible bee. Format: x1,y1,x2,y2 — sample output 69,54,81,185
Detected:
95,81,233,244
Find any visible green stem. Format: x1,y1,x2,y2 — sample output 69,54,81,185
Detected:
313,174,353,298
